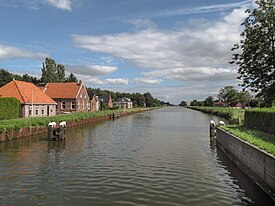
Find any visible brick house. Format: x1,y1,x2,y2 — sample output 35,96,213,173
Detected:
98,95,113,109
0,80,56,118
44,82,90,114
87,91,99,112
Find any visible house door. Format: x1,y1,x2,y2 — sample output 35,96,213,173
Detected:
47,106,50,116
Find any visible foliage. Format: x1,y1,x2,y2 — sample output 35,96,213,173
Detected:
179,101,187,107
41,57,66,83
221,125,275,155
0,69,41,87
187,106,245,123
230,0,275,107
66,72,78,82
204,96,214,107
217,86,252,107
0,98,20,120
244,108,275,136
87,88,165,108
190,99,203,106
0,108,151,133
218,86,238,106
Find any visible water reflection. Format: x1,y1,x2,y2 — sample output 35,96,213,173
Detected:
0,107,273,206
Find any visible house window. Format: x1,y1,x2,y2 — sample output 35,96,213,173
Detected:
36,105,39,115
56,104,58,110
82,101,84,109
84,94,86,99
29,105,32,116
41,105,45,115
80,94,82,98
61,101,66,110
87,102,90,111
71,102,76,110
77,101,80,109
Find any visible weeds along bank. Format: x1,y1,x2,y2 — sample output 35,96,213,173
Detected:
186,106,245,123
0,108,153,142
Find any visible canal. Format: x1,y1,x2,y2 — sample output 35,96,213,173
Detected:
0,107,273,206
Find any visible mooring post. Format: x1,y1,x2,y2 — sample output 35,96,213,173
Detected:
48,122,56,140
59,121,67,140
209,120,216,137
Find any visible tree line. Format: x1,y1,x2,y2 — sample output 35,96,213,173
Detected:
0,57,167,107
0,57,78,87
87,88,170,107
180,85,258,108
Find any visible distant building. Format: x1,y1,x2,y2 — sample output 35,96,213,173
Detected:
0,80,56,118
114,97,133,109
98,95,113,109
213,102,227,107
234,102,244,109
44,82,89,114
87,91,99,112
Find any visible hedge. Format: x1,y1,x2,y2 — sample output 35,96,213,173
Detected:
244,108,275,136
0,97,20,120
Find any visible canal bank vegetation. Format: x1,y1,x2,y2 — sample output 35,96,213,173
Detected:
220,125,275,155
187,106,245,123
0,108,151,133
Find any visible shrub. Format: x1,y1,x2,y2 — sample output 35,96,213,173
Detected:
0,97,20,120
244,108,275,136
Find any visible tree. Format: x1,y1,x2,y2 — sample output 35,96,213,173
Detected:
236,91,252,108
57,64,66,82
179,101,187,107
66,73,78,82
204,96,214,107
190,99,199,106
218,86,238,106
230,0,275,106
41,57,58,83
41,57,67,83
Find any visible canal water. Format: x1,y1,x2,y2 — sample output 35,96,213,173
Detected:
0,107,273,206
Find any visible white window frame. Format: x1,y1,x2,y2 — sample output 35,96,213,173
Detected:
61,101,66,110
41,105,45,115
29,105,32,116
82,101,84,109
36,105,39,115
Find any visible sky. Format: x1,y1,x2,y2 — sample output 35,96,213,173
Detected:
0,0,254,104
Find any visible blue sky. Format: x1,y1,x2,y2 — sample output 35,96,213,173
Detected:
0,0,253,104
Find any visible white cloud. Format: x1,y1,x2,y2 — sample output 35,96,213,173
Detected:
134,78,162,84
66,65,118,76
127,18,156,29
46,0,71,11
105,78,129,85
72,6,248,82
143,67,238,81
0,44,48,61
155,0,251,17
75,74,105,85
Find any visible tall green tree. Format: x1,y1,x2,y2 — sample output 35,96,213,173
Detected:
41,57,67,83
41,57,58,83
204,96,214,107
230,0,275,106
218,86,239,106
57,64,66,82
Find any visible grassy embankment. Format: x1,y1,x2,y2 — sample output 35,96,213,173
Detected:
187,106,275,155
186,106,245,123
0,107,150,133
220,125,275,155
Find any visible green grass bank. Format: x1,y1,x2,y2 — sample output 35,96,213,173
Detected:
220,125,275,155
0,108,151,133
186,106,245,123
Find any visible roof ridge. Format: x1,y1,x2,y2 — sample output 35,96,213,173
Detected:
13,80,26,103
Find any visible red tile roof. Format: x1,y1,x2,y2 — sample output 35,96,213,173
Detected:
0,80,56,104
44,82,83,99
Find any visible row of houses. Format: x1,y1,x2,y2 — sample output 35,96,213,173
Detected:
0,80,133,118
